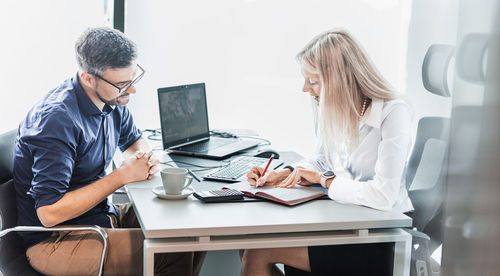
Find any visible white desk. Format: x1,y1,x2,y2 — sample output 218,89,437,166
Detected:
125,175,412,276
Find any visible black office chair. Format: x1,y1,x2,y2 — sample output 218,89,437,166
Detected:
0,129,108,276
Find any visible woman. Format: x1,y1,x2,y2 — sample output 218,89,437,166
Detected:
241,29,413,275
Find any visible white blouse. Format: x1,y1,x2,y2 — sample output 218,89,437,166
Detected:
300,99,414,213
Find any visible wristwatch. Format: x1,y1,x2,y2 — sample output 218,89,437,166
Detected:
320,170,336,188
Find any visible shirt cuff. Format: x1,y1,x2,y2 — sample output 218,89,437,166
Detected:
294,159,319,171
327,176,363,205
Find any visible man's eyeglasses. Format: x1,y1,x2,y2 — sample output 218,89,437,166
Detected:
93,64,145,94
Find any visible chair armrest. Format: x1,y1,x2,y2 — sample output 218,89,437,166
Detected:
0,225,108,276
403,228,431,242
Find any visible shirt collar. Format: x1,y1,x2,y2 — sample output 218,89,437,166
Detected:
73,72,114,116
360,98,383,128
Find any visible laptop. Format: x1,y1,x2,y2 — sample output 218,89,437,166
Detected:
157,83,260,159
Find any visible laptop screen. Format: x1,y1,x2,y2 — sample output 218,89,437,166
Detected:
157,83,210,149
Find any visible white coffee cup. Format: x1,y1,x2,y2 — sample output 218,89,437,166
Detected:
160,167,193,195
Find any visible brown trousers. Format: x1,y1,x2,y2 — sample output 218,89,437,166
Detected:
26,203,206,276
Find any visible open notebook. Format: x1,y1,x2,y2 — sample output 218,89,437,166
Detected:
223,182,327,206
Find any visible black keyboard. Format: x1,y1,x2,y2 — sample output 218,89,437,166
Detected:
203,156,283,182
178,138,236,152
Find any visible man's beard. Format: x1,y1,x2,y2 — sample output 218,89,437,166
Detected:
95,89,130,106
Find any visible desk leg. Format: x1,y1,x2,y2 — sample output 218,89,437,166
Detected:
393,233,412,276
144,239,155,276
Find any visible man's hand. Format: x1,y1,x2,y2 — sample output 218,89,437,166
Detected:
121,139,159,180
117,151,153,183
135,150,160,180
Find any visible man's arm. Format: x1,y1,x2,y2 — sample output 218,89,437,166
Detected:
36,152,152,227
122,138,150,159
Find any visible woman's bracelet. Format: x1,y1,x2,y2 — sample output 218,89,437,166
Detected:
283,165,295,172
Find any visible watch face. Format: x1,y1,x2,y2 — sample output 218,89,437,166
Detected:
323,171,335,177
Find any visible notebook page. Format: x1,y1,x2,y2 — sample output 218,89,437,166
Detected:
223,181,275,196
224,181,325,202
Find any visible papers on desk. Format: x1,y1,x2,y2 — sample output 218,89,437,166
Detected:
223,182,326,206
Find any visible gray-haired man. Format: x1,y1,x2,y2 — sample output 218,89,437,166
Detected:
13,27,205,275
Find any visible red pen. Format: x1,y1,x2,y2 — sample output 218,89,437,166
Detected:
256,154,274,188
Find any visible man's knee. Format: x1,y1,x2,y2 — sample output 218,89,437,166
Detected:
26,231,104,276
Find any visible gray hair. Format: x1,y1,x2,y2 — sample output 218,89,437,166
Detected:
75,27,137,75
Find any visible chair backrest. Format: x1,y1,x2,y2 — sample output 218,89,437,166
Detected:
0,130,42,276
405,117,450,190
0,129,17,230
422,44,454,97
405,117,450,236
0,130,16,184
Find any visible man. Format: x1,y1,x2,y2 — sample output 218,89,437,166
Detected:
13,27,205,275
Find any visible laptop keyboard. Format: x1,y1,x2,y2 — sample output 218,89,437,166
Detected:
203,156,283,182
180,138,235,152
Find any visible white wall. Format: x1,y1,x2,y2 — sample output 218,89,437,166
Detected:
0,0,107,133
404,0,458,124
124,0,411,156
0,1,413,157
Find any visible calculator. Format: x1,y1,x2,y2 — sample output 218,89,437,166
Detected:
193,189,244,203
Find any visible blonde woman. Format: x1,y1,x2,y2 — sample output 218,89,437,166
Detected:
241,29,413,275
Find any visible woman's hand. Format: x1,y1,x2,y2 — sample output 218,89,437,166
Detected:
247,167,291,187
278,166,322,188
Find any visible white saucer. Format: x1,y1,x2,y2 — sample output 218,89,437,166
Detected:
152,186,194,200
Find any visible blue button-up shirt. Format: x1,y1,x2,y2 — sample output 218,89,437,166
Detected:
13,73,142,248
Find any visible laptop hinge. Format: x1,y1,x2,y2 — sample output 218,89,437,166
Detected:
168,137,210,149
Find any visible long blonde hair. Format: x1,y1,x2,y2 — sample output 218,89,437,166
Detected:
297,29,398,160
